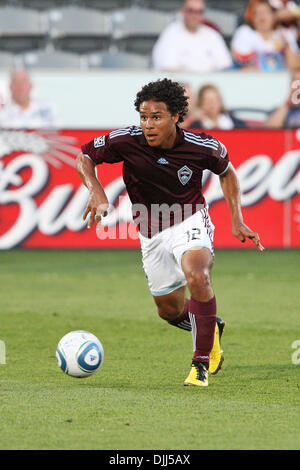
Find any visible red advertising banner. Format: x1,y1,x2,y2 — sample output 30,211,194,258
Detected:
0,129,299,249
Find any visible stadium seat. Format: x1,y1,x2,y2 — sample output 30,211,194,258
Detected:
207,0,248,16
229,108,270,128
19,49,85,69
205,8,238,38
112,7,175,55
138,0,182,11
0,6,48,53
13,0,72,9
0,51,16,68
49,6,113,54
87,50,150,68
80,0,133,11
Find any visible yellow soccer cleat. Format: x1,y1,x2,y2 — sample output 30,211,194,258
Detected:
184,362,208,387
209,316,225,375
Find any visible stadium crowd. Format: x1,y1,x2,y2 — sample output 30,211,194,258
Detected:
1,0,300,129
0,69,63,129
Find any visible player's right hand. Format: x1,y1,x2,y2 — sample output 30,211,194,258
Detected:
83,192,109,229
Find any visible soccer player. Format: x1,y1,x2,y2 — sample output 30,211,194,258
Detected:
76,79,264,387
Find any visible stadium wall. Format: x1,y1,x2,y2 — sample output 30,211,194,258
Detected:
0,70,291,128
0,128,299,250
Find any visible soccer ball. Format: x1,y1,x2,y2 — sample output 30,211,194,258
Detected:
56,330,104,378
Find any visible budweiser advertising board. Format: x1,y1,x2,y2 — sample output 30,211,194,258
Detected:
0,129,299,250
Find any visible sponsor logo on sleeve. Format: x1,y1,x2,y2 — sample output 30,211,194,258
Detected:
219,141,227,159
94,136,105,148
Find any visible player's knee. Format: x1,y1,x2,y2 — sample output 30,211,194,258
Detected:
156,303,181,322
185,267,211,293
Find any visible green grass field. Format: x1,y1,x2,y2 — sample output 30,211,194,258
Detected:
0,249,299,450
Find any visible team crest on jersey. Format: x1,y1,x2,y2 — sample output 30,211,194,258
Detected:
178,166,193,185
94,136,105,148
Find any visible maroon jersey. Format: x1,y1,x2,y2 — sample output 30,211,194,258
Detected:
81,126,230,237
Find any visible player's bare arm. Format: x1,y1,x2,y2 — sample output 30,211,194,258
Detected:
76,152,108,228
219,164,264,252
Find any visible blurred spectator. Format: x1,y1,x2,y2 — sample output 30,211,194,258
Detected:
264,68,300,127
179,82,198,129
189,84,247,129
231,0,300,71
152,0,232,72
0,69,63,129
245,0,300,26
245,0,300,51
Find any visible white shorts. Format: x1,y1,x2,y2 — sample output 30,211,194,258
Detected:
139,208,215,297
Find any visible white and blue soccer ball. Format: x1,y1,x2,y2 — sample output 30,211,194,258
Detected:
56,330,104,378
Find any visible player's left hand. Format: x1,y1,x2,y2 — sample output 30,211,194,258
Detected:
232,222,265,252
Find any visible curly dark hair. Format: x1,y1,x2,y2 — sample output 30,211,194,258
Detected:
134,78,189,124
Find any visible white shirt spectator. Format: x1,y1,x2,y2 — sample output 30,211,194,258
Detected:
152,19,233,72
0,100,63,129
200,113,235,129
231,24,299,70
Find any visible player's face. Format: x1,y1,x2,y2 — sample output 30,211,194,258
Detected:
139,101,179,149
